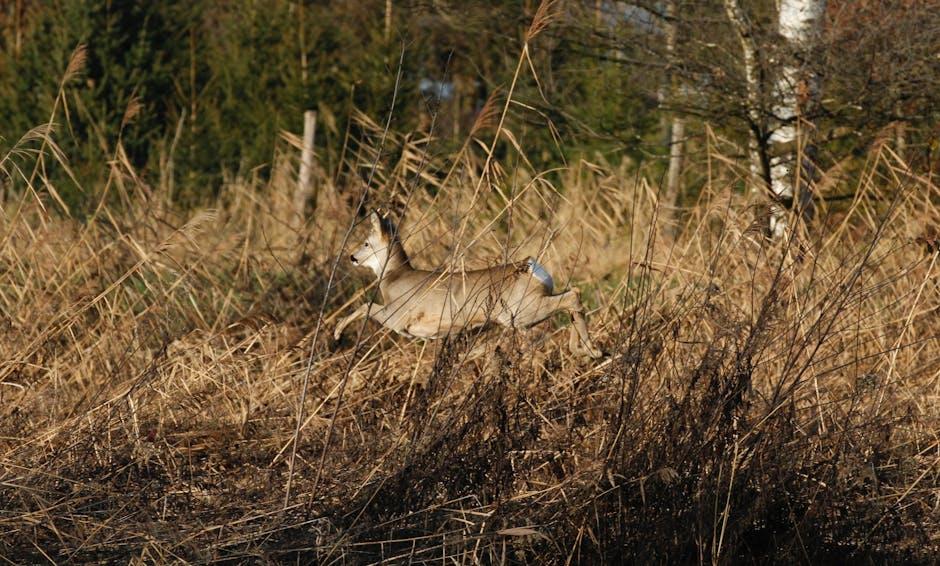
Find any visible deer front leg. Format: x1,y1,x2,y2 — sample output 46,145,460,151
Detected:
333,303,371,341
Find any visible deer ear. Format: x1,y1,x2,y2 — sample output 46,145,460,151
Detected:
369,210,383,233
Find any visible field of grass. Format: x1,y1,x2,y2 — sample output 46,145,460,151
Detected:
1,104,939,563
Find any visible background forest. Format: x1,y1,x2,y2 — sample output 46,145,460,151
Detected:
3,0,938,208
0,1,938,563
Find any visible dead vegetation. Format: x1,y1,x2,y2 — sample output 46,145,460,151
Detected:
0,106,937,564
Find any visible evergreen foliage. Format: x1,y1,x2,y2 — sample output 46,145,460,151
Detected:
0,1,663,207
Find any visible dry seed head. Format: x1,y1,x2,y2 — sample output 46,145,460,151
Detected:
526,0,560,42
63,44,88,85
470,88,502,137
122,96,142,129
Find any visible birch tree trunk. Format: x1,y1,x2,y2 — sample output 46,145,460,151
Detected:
385,0,392,41
768,0,827,238
723,0,766,190
666,117,685,205
664,0,686,224
292,110,317,231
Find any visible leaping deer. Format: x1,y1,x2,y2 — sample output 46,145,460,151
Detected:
333,211,603,359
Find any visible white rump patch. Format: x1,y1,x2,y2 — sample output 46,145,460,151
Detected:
527,258,554,292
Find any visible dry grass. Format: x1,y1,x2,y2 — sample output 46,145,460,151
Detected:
0,113,938,564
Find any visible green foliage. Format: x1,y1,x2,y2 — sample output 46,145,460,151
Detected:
0,1,422,206
0,0,667,209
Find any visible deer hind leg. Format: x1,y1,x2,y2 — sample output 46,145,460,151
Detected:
513,288,602,359
568,306,603,359
562,288,603,359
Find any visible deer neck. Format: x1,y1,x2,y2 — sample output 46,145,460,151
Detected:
377,242,412,294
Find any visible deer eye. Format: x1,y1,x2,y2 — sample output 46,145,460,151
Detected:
364,242,370,247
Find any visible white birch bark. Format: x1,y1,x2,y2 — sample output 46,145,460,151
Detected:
723,0,765,188
768,0,826,238
664,0,685,215
293,110,317,230
385,0,392,41
666,116,685,205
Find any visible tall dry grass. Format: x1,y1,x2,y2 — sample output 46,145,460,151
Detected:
0,107,937,563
